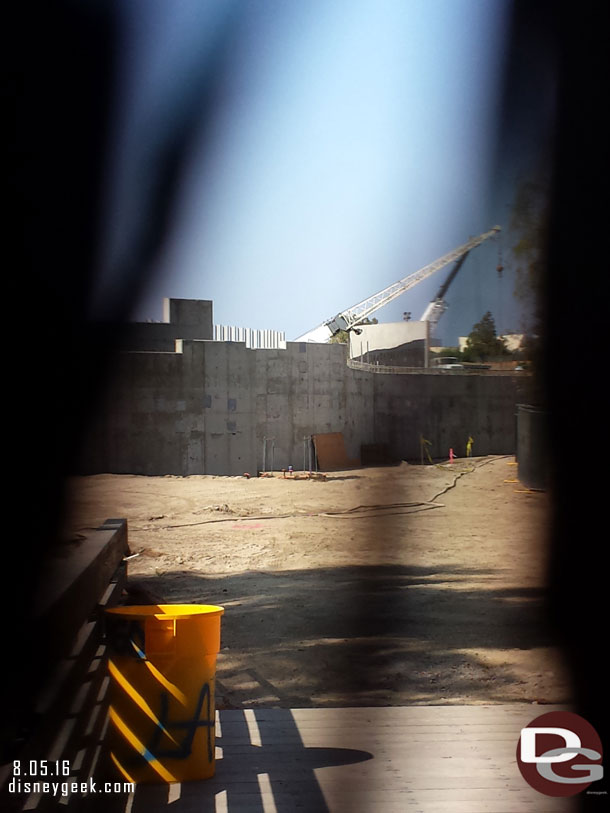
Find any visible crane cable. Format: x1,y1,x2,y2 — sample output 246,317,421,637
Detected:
496,230,504,334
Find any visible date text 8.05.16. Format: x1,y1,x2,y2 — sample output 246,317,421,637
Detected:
12,761,71,778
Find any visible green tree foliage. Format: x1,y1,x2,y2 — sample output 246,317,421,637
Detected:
462,312,508,362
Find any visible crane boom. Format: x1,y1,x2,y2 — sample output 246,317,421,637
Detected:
419,250,471,327
295,226,501,342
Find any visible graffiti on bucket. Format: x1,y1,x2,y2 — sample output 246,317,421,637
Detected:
147,682,215,763
107,622,215,764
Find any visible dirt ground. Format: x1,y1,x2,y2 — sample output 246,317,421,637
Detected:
63,456,572,709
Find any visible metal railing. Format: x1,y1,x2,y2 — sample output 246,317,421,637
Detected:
346,358,526,375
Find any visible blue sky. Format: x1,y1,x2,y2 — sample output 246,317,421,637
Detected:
100,0,542,345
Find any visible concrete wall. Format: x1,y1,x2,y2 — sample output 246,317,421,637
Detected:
163,298,214,334
254,342,374,471
117,298,214,352
83,342,207,475
203,340,258,475
80,335,526,476
372,371,524,460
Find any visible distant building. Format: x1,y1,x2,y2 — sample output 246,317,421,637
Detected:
117,297,214,351
348,321,438,366
214,324,286,349
117,298,286,351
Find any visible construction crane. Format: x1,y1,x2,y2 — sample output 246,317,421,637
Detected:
419,251,472,331
295,226,501,342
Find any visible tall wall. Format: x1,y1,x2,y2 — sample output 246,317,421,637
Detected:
372,371,524,460
254,342,374,471
116,298,214,352
163,298,214,334
203,340,258,475
82,343,206,475
79,337,525,476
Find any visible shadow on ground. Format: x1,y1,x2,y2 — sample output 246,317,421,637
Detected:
88,709,372,813
130,564,565,707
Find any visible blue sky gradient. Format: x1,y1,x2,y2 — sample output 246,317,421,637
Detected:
101,0,546,345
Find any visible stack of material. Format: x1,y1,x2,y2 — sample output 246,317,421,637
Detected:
312,433,360,471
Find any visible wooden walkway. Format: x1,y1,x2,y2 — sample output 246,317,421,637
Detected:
119,705,578,813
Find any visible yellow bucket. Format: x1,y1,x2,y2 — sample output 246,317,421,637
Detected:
104,604,224,784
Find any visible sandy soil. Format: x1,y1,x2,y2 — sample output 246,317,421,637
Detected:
63,456,572,709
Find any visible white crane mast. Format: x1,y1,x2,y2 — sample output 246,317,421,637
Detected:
295,226,501,342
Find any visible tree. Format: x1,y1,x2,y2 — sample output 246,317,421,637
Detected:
462,312,508,362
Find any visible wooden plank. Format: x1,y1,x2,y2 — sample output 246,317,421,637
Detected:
98,565,127,609
217,745,508,762
215,708,567,731
217,715,546,729
217,713,544,726
0,521,129,813
14,677,111,812
229,724,545,742
8,700,578,813
0,622,103,809
192,706,577,813
121,787,576,813
34,519,128,661
223,763,499,781
312,433,360,470
102,777,576,813
221,704,567,720
65,655,110,779
36,621,99,715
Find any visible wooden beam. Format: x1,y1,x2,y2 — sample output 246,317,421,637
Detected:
34,520,128,662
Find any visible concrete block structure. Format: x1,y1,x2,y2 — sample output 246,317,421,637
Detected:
79,299,528,476
117,298,213,352
348,321,434,359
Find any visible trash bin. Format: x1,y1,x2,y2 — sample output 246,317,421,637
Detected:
104,604,224,784
516,404,549,491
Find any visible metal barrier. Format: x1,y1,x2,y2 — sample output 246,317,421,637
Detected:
346,358,525,375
